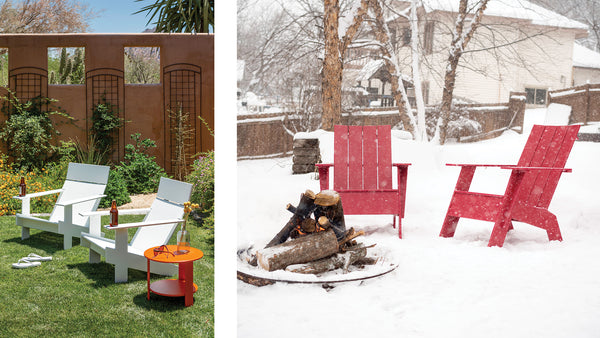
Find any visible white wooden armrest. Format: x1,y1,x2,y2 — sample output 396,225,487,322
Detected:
103,218,184,230
56,194,106,206
13,189,64,216
13,189,63,200
80,208,151,217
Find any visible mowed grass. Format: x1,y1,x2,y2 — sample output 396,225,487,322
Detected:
0,215,214,337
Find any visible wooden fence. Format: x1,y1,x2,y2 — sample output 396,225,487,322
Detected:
237,114,295,159
548,83,600,124
237,92,526,158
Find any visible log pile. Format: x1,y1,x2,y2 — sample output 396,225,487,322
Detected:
249,189,377,275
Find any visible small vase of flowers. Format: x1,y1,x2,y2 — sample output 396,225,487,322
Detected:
176,201,199,254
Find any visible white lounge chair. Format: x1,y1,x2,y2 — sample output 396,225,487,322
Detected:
15,163,110,250
80,177,193,283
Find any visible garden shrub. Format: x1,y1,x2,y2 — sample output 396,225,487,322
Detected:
0,92,72,170
99,170,131,208
117,133,168,194
187,150,214,229
0,154,63,216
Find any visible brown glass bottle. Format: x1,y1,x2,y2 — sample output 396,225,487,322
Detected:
19,177,26,197
109,200,118,226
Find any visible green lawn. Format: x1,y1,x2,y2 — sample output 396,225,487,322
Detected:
0,215,214,337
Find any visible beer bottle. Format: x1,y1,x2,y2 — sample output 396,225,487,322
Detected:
19,177,26,197
110,200,118,226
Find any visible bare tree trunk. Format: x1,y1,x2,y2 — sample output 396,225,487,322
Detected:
438,0,489,144
322,0,342,131
368,0,415,136
410,0,427,142
322,0,369,131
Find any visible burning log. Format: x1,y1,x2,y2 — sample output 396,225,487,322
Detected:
285,245,367,274
264,190,317,248
314,190,346,240
256,229,339,271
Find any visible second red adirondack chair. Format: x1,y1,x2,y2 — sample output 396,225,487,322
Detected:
317,125,410,238
439,124,580,247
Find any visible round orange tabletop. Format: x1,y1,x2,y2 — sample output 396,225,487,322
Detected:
144,245,204,263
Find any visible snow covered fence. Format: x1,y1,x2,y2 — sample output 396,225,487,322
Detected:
237,113,295,159
237,93,526,158
549,83,600,124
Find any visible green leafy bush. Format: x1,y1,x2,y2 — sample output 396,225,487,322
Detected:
187,150,214,229
99,170,131,208
117,133,168,194
0,92,72,170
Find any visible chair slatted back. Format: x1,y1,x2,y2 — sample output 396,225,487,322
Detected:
333,125,393,191
130,177,193,251
516,125,579,208
49,163,110,225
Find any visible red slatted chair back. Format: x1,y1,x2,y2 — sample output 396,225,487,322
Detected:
333,125,393,191
515,124,580,209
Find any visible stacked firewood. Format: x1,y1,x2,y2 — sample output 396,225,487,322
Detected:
251,190,376,274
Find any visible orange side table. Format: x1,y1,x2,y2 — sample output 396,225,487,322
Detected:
144,245,204,307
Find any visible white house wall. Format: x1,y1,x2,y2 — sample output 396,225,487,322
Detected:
394,10,583,105
573,67,600,85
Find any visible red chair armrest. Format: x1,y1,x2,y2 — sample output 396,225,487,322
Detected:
392,163,411,168
446,163,511,168
316,163,333,191
500,166,572,173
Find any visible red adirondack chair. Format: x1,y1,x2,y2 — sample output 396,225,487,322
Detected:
439,124,580,247
316,125,410,238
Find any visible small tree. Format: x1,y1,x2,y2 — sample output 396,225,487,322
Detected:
170,106,195,180
437,0,490,144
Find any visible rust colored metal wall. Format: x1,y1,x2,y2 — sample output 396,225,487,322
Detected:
0,33,214,172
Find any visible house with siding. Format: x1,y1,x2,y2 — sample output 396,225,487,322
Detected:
572,43,600,86
356,0,588,107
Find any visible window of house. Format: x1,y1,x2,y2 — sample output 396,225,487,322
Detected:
367,87,379,95
525,87,547,105
124,47,160,84
423,22,434,54
48,47,85,84
402,27,412,46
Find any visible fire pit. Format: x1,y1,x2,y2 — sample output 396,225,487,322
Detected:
237,190,398,286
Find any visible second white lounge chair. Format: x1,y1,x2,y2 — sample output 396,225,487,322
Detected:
80,177,193,283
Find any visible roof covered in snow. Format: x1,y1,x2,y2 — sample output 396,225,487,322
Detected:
418,0,588,31
573,44,600,69
356,59,386,81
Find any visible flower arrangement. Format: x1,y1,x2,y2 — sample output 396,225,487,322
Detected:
184,201,200,218
176,201,199,254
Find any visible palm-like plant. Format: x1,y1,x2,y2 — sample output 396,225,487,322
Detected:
135,0,214,33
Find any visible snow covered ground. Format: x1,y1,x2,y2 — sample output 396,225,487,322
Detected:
237,109,600,338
